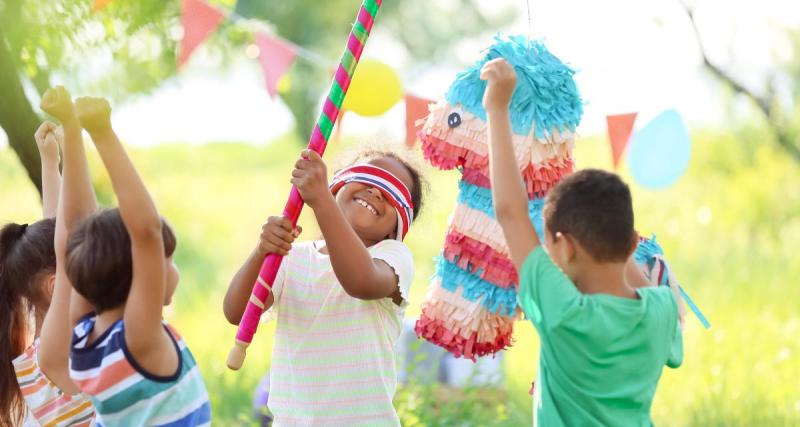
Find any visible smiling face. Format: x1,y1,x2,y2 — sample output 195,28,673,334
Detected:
334,157,415,243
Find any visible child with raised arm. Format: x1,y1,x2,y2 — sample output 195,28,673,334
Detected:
3,120,95,427
225,147,425,426
37,87,210,426
481,59,683,425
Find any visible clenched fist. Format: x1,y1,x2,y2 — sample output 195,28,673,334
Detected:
480,58,517,114
34,121,62,161
75,97,113,137
257,216,302,257
40,86,76,122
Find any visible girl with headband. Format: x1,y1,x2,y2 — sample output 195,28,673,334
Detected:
224,146,426,426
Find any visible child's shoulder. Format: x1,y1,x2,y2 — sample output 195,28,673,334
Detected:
638,285,677,306
368,238,411,252
368,239,413,261
638,285,680,322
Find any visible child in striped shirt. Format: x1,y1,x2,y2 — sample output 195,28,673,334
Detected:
2,121,95,427
36,87,210,426
225,147,426,426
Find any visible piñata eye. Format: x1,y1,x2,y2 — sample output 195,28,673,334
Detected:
447,111,462,128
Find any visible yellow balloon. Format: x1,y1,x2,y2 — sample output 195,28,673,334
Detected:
344,60,403,117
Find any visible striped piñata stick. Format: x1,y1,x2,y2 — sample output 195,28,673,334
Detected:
227,0,383,370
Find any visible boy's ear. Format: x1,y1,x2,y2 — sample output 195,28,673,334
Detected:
558,232,577,262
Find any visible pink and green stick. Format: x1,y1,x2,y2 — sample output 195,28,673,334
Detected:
227,0,383,370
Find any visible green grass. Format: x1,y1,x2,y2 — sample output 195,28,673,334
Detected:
2,127,798,425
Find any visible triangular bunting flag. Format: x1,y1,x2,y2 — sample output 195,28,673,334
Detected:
255,33,297,98
606,113,638,169
405,94,433,147
178,0,225,69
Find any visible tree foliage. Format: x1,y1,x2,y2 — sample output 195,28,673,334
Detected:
0,0,514,193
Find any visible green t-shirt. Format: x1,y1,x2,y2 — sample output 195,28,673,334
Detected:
518,247,683,427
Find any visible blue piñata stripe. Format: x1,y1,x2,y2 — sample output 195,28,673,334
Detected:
437,257,518,316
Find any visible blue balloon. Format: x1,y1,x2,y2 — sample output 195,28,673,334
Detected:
628,109,691,189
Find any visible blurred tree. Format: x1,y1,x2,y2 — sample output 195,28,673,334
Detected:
681,2,800,164
0,0,513,196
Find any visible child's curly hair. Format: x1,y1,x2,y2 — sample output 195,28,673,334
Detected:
336,142,428,221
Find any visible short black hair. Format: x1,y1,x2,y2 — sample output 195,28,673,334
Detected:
544,169,635,262
65,208,176,313
343,148,428,221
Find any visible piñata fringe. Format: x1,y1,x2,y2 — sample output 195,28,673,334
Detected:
419,100,574,168
461,161,574,198
437,257,518,316
444,35,583,138
444,231,518,287
415,283,517,360
448,203,509,256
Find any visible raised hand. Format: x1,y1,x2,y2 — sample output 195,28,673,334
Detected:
34,121,62,161
40,86,76,123
481,58,517,114
291,149,331,208
75,96,112,137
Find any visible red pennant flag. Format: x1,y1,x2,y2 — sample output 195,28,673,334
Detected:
405,94,433,147
606,113,638,169
255,33,297,98
93,0,113,11
178,0,225,68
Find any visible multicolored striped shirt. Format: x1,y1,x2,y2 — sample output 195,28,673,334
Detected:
13,339,96,427
69,316,211,427
266,240,414,426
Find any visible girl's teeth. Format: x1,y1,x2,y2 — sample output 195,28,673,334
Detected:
356,198,377,215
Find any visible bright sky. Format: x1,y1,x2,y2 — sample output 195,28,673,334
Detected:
1,0,798,147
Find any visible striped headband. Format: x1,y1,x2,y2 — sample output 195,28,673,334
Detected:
329,164,415,241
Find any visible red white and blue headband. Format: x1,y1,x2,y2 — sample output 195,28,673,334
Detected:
329,164,415,241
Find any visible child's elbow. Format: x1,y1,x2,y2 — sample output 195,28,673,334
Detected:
223,301,244,325
340,279,374,300
222,293,244,325
494,201,527,224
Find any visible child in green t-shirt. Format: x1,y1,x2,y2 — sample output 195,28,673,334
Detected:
481,58,683,426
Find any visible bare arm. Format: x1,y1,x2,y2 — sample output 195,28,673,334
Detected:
223,217,299,324
39,87,97,323
292,150,400,300
34,121,62,218
75,97,170,363
312,196,399,300
37,88,94,390
482,59,540,272
38,173,80,394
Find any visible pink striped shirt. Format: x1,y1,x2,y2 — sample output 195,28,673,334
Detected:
265,240,413,426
